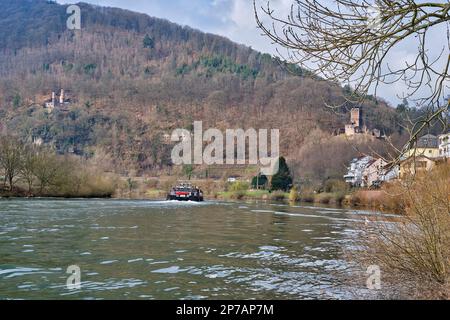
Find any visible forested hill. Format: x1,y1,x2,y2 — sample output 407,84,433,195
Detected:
0,0,403,180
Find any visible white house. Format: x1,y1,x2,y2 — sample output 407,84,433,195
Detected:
344,156,374,187
362,158,388,187
381,165,399,182
439,132,450,158
345,156,398,187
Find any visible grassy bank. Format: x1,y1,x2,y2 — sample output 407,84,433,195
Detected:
285,182,407,213
0,181,116,199
204,187,403,215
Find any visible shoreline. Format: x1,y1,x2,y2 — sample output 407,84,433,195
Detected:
0,191,400,214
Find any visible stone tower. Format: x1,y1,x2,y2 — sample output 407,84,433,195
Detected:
59,89,65,104
350,108,361,127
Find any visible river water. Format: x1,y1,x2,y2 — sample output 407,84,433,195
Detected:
0,199,386,300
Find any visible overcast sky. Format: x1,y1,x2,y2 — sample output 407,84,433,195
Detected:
57,0,449,107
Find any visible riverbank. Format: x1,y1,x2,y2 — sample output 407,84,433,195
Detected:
212,189,402,213
0,186,114,199
1,188,400,213
1,183,403,214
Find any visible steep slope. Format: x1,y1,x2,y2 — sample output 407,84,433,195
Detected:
0,0,402,179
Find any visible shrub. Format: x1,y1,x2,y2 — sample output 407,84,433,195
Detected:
160,177,178,192
230,190,246,200
324,179,349,193
357,164,450,299
270,190,286,201
299,187,316,203
314,193,332,204
251,174,268,189
331,192,346,205
144,178,159,189
289,186,300,202
348,192,362,206
229,181,249,192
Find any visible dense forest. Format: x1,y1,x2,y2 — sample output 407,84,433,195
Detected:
0,0,407,185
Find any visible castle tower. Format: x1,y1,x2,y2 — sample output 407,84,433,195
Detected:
59,89,65,104
350,108,361,127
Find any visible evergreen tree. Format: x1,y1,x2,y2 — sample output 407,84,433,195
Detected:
183,164,194,180
12,94,21,109
143,34,154,49
270,157,293,191
251,174,267,189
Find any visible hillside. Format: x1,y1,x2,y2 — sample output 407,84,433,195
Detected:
0,0,404,183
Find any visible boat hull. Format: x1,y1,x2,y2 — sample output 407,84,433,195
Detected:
166,195,204,202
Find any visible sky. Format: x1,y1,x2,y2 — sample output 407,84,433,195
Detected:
56,0,449,107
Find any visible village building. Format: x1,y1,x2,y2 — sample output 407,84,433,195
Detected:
399,155,439,179
343,134,444,187
402,134,440,159
398,133,450,179
344,155,399,188
362,157,388,187
381,165,400,182
344,155,374,187
439,132,450,158
399,133,449,179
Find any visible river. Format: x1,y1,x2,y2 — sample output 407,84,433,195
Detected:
0,199,386,300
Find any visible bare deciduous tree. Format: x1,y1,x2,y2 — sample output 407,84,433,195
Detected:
255,1,450,297
255,0,450,149
20,145,39,193
33,152,63,194
0,136,23,191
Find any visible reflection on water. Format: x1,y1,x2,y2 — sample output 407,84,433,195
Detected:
0,199,387,299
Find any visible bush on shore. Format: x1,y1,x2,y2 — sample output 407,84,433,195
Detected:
0,136,117,198
343,185,405,212
296,185,346,205
289,186,300,202
357,164,450,299
270,190,287,201
227,181,250,199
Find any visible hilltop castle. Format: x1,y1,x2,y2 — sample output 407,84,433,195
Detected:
44,89,71,113
343,107,382,139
